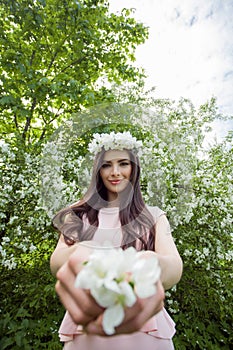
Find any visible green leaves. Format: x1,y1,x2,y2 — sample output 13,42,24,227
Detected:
0,0,148,145
0,263,63,349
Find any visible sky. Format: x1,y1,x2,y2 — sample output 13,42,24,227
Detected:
109,0,233,141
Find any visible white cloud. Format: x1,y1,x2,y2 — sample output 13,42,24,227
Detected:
110,0,233,120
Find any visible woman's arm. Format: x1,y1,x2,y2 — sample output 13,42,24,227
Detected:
154,214,183,290
50,235,79,276
50,235,96,276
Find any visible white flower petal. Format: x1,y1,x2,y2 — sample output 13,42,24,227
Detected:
102,303,125,335
104,279,121,293
135,283,157,298
119,281,136,307
91,286,117,307
75,269,100,289
132,256,161,285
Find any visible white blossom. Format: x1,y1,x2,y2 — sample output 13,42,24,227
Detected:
75,245,160,335
88,131,143,156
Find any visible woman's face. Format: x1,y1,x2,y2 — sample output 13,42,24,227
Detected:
99,149,132,201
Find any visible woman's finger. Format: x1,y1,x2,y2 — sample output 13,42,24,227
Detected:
55,280,93,325
56,261,103,322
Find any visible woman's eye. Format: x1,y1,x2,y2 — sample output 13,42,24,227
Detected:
102,163,111,168
120,162,130,166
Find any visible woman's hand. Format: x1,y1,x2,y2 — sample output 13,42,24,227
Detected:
56,244,165,335
55,243,104,325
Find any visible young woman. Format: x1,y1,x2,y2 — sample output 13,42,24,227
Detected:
50,131,183,350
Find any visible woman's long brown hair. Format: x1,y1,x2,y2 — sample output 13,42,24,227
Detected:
52,149,156,251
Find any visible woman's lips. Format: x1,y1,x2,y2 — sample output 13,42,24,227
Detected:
109,180,122,185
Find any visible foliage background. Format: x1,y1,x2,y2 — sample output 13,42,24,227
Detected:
0,1,232,349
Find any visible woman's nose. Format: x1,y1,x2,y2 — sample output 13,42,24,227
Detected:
111,165,120,176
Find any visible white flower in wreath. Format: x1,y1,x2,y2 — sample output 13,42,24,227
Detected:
88,131,143,156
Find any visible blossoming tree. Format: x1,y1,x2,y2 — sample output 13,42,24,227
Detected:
0,98,232,349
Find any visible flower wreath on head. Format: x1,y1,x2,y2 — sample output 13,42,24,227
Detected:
88,131,143,156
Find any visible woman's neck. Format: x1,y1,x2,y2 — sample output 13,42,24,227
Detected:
107,199,119,208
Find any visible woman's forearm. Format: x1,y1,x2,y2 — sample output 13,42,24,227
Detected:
50,240,100,277
50,243,78,276
157,253,183,290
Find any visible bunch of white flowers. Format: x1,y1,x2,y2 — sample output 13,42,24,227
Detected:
75,245,161,335
88,131,143,156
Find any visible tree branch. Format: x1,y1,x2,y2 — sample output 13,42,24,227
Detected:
22,97,37,140
38,103,65,142
51,57,84,82
13,113,19,129
30,50,36,66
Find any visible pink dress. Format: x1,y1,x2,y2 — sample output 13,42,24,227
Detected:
59,206,176,343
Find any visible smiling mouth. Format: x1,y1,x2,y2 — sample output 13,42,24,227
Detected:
109,180,122,185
